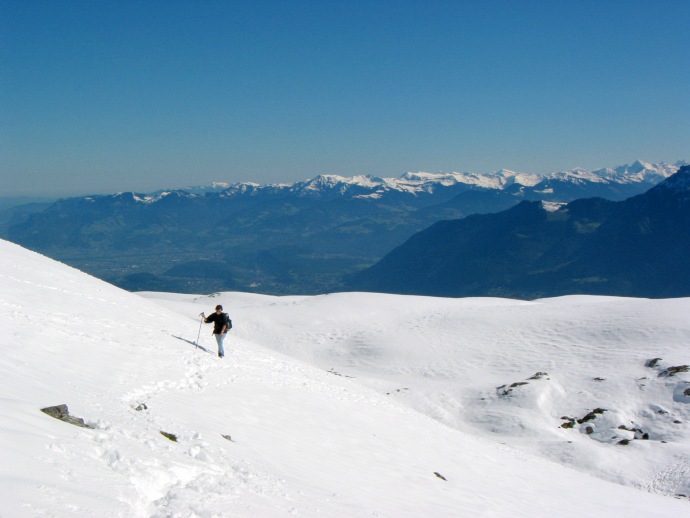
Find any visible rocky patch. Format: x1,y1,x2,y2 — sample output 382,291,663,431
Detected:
40,404,93,429
160,431,178,442
560,407,665,446
660,365,690,378
560,408,607,429
618,425,649,440
645,358,663,368
327,368,355,378
645,357,690,378
497,372,550,397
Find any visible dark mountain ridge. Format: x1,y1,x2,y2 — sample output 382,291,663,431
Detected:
348,166,690,299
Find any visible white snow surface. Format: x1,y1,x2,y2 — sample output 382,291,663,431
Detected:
540,201,566,212
2,239,690,517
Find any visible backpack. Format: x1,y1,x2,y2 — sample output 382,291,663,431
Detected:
223,313,233,330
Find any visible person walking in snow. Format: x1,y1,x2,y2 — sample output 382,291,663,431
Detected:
200,305,231,358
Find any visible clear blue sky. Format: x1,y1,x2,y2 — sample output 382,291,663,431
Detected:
2,0,689,197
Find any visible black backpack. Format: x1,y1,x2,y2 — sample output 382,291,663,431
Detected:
223,313,233,330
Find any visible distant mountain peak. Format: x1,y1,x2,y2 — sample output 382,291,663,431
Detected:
630,159,653,171
609,160,676,181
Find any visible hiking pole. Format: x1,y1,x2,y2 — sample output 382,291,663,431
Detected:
195,314,204,349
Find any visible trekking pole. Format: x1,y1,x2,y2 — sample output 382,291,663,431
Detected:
195,314,204,349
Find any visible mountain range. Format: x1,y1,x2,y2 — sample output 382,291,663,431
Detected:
349,165,690,298
4,160,684,295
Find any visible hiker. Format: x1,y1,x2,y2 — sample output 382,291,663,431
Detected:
200,305,231,358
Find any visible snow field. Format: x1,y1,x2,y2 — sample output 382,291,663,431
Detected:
164,290,690,496
2,238,689,516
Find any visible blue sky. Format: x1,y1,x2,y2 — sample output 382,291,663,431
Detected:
2,0,689,197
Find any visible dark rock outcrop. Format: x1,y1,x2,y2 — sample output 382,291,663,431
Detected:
40,404,93,429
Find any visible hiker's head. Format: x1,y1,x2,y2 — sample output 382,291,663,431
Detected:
215,305,223,312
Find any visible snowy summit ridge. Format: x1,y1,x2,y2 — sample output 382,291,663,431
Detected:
103,160,684,204
211,160,681,200
221,160,682,196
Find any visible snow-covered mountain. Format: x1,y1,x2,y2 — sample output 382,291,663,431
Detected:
2,238,690,516
348,165,690,299
6,160,685,296
146,160,684,203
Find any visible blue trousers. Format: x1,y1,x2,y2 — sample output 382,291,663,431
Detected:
214,333,226,357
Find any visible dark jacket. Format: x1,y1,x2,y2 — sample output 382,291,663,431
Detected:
205,312,230,334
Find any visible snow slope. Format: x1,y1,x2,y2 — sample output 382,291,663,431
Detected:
2,239,689,517
167,291,690,497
